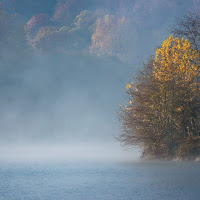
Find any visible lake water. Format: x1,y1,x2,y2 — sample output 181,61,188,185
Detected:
0,161,200,200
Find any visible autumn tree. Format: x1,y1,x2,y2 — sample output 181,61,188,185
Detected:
154,35,200,158
26,10,97,54
25,14,50,44
73,10,94,29
118,56,171,159
90,14,129,57
119,36,200,159
53,0,89,25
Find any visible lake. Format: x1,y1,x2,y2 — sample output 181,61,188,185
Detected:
0,161,200,200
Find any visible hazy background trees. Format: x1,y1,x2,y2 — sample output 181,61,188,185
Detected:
19,0,200,62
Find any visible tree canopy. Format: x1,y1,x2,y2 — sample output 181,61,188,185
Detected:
118,36,200,160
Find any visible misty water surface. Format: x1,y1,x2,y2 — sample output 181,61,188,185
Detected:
0,161,200,200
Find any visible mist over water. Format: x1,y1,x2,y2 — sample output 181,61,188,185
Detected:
0,53,137,162
0,56,129,136
0,143,139,163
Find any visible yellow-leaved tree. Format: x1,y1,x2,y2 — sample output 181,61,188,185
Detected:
118,36,200,159
154,35,200,145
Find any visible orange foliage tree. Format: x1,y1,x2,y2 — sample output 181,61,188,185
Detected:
118,36,200,159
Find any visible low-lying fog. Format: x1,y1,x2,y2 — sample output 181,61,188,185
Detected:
0,143,139,162
0,55,138,163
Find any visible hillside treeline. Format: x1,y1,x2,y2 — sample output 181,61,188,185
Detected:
0,0,200,63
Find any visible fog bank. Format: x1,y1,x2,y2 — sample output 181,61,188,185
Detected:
0,143,139,163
